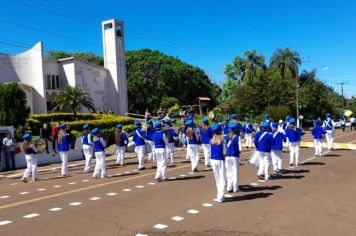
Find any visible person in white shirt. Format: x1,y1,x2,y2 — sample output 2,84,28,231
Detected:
3,131,17,170
350,116,356,131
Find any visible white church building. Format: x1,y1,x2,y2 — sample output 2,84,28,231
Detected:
0,19,128,115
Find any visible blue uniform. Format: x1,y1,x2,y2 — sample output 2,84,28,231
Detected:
243,123,255,134
133,128,147,146
116,132,128,147
168,128,179,143
312,126,325,139
271,131,285,151
93,138,105,152
285,128,305,142
146,127,156,141
58,134,71,152
227,135,240,157
82,134,90,145
211,141,225,161
282,121,290,130
186,128,199,145
200,126,213,144
323,119,334,131
152,131,166,149
254,131,272,152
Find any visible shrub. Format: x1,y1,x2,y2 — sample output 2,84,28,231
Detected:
160,97,180,110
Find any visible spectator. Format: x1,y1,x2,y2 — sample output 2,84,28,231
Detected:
51,123,59,154
350,116,356,131
40,123,51,154
66,125,76,149
3,131,17,170
145,108,151,123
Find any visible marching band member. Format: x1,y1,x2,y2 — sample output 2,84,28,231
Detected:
146,120,156,161
200,117,213,168
133,120,148,170
323,113,335,150
186,119,200,172
152,121,169,181
271,122,285,174
223,117,230,143
90,128,107,178
58,124,71,177
254,121,273,180
21,133,38,182
115,124,128,166
285,118,305,167
243,118,255,149
311,120,325,157
165,119,179,165
264,113,273,133
282,116,290,149
210,124,227,203
226,122,240,193
82,124,93,173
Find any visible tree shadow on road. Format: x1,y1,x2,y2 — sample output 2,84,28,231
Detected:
224,192,274,202
239,185,282,192
322,154,341,157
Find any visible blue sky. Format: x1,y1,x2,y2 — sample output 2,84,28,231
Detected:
1,0,356,97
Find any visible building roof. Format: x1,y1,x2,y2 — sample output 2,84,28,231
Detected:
197,97,211,101
57,57,109,71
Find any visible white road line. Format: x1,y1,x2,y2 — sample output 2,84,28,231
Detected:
19,192,29,195
0,196,10,199
68,182,76,185
106,192,118,196
188,172,195,175
37,188,46,191
258,180,266,182
124,171,131,174
202,203,213,207
148,182,156,185
153,224,168,229
49,207,62,212
132,170,139,172
169,177,176,180
171,216,184,221
135,234,148,236
89,197,101,201
122,189,132,192
224,194,233,198
69,202,82,206
0,220,12,226
82,179,89,182
23,213,40,219
187,209,199,214
53,185,61,188
250,183,259,186
179,174,186,177
10,183,18,186
136,185,144,189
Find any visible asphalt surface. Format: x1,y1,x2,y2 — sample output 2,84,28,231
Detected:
0,130,355,236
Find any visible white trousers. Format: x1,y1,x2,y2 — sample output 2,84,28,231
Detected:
22,156,37,181
187,144,200,171
225,157,239,191
289,142,300,165
166,143,175,164
155,148,168,180
202,144,211,166
325,131,334,150
283,138,290,149
93,151,106,178
314,139,323,156
271,150,282,171
245,133,253,148
83,144,93,172
147,141,155,161
135,145,146,169
257,151,271,180
59,151,69,176
210,159,226,202
116,146,126,165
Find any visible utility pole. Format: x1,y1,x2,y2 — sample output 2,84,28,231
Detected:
337,82,349,108
295,59,310,128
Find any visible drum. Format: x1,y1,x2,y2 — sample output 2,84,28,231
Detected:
36,139,47,154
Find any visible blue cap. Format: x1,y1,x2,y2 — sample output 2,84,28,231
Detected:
83,124,90,130
261,121,269,128
245,118,250,122
202,117,209,124
264,113,270,118
135,120,142,127
59,124,66,130
91,127,100,135
116,124,123,129
224,117,230,122
326,113,331,117
154,121,162,129
228,122,238,132
23,133,32,140
289,118,296,124
186,119,194,126
314,120,320,126
272,122,279,129
147,119,153,125
286,115,290,120
230,114,237,119
212,124,222,134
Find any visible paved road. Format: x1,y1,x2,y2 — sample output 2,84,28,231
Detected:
0,130,355,236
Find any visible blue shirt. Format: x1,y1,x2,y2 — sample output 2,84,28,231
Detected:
285,128,305,142
133,128,147,147
271,131,285,151
211,141,225,161
93,137,105,152
185,128,198,145
323,119,334,131
254,131,272,152
200,126,213,144
243,123,255,134
282,121,290,130
82,133,91,145
58,134,71,152
168,128,178,143
223,124,230,143
227,135,240,157
312,126,325,139
153,131,166,149
146,127,156,141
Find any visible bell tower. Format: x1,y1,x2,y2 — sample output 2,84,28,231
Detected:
102,19,128,115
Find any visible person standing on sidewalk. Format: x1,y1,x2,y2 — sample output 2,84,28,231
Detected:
40,123,51,154
3,131,17,170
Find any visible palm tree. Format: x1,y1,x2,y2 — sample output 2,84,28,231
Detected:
52,86,95,117
299,69,317,88
270,48,302,80
243,50,266,85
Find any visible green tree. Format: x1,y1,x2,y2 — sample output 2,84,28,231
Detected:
160,97,179,110
0,83,30,127
52,86,95,117
217,77,237,103
47,51,104,66
270,48,302,81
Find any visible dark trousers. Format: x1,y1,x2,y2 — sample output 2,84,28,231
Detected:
351,123,356,130
5,151,16,170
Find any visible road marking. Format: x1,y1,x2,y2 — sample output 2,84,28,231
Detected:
124,171,131,174
69,202,82,206
89,197,101,201
0,220,12,225
135,234,148,236
188,172,195,175
68,182,76,185
224,194,233,198
37,188,46,191
19,192,29,195
153,224,168,229
250,183,259,186
202,203,213,207
82,179,89,182
0,196,10,199
49,207,62,212
258,180,266,182
10,183,18,186
171,216,184,221
106,192,118,196
53,185,61,188
136,185,144,188
122,189,132,192
179,174,186,177
169,177,176,180
187,209,199,214
148,182,156,185
23,213,39,218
